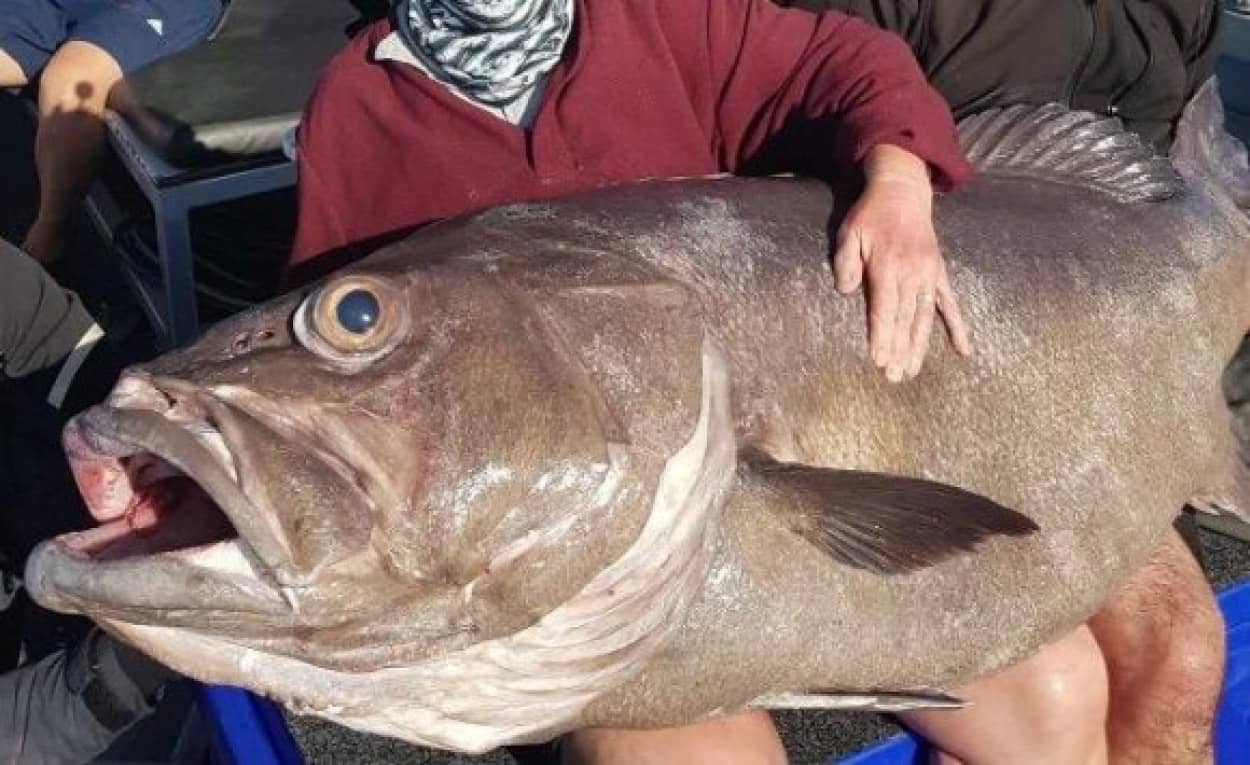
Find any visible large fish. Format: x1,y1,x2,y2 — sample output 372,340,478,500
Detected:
25,83,1250,752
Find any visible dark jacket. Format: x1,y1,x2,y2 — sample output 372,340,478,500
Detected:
780,0,1223,148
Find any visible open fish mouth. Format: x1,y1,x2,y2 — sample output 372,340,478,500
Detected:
25,375,290,621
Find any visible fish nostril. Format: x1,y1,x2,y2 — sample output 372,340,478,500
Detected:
157,389,178,412
231,330,277,355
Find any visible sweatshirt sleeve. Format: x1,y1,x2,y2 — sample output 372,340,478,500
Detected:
288,93,351,275
693,0,972,190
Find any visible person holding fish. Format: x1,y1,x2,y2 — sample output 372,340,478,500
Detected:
287,0,979,387
282,1,1187,764
282,0,1233,764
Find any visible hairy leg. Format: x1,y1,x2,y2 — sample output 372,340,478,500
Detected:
23,41,122,263
0,49,27,87
562,709,787,765
899,625,1109,765
1089,529,1225,764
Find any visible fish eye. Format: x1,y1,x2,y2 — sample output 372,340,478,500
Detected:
335,289,381,335
294,276,408,366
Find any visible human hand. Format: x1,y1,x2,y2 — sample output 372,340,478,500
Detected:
833,145,973,381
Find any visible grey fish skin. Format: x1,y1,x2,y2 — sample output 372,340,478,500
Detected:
23,83,1250,752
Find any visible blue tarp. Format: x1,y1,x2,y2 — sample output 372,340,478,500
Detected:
199,684,302,765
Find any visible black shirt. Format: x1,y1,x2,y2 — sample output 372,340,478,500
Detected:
780,0,1223,148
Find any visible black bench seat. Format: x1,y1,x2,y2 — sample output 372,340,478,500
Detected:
111,0,380,170
88,1,386,347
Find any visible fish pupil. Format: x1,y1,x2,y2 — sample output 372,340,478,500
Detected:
336,289,380,334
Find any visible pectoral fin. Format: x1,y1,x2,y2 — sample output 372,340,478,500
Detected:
750,688,966,713
743,451,1038,575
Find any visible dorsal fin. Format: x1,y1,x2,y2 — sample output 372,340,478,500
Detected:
958,104,1183,203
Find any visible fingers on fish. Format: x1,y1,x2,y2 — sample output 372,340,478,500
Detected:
742,449,1038,575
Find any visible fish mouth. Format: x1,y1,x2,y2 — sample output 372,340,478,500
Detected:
25,375,291,622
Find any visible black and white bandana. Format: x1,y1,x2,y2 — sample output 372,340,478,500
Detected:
397,0,574,107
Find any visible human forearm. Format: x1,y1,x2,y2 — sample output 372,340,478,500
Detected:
863,144,933,199
705,1,972,188
815,32,971,191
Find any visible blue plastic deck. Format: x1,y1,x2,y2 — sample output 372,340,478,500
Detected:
196,577,1250,764
199,684,303,765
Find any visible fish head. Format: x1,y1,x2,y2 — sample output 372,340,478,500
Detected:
23,242,653,696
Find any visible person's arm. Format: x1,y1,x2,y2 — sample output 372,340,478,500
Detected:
284,30,424,289
285,32,384,288
288,111,353,279
687,0,974,379
698,0,970,188
0,629,176,763
0,238,96,381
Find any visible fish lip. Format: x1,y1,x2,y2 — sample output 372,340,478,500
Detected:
70,402,292,570
25,538,289,619
28,400,292,617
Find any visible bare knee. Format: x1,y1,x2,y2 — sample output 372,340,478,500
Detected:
1092,531,1225,698
1023,625,1110,729
562,710,786,765
902,626,1108,765
0,48,28,88
1090,530,1225,758
37,42,123,116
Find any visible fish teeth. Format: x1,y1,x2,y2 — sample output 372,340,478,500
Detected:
160,415,238,484
192,427,238,484
181,420,215,435
279,586,302,613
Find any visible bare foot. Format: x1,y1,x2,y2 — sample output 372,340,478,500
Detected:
21,219,68,264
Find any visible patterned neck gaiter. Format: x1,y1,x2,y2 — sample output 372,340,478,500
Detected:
397,0,575,107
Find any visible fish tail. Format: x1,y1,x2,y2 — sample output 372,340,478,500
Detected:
1170,78,1250,211
1189,420,1250,542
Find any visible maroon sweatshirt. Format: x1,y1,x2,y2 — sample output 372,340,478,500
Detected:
289,0,973,280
